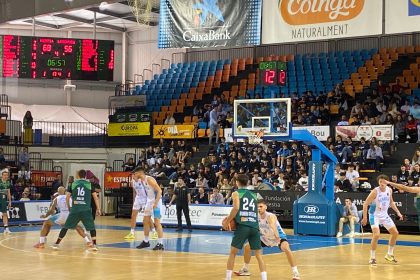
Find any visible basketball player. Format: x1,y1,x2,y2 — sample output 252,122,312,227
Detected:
236,199,300,279
52,170,101,251
222,174,267,280
124,169,158,240
362,175,403,265
33,187,90,248
0,170,12,234
384,180,420,230
133,167,164,250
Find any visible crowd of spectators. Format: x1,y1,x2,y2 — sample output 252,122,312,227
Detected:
388,149,420,189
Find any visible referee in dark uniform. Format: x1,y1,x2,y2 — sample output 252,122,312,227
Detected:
169,177,192,232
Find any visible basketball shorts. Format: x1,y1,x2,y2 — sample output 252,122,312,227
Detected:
64,210,96,231
261,239,288,248
144,199,161,219
0,198,7,213
49,211,69,226
132,196,147,211
231,224,261,250
369,214,395,230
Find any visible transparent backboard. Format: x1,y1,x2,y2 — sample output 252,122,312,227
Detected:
233,98,292,138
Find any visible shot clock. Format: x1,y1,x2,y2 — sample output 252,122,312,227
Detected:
258,61,287,86
0,35,114,81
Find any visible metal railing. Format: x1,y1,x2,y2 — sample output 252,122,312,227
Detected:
30,121,107,147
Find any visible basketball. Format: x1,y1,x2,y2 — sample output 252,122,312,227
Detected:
222,217,237,231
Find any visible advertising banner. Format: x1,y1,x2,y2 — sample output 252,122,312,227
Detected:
104,171,131,189
385,0,420,34
108,122,150,137
153,125,197,139
136,204,232,227
158,0,262,48
293,126,330,141
335,125,394,141
262,0,383,43
31,171,62,187
24,201,51,222
6,201,28,223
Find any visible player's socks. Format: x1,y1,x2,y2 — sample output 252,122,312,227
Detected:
370,250,376,259
144,236,149,242
84,236,91,243
292,266,299,274
40,236,46,243
158,238,163,244
388,246,394,256
261,271,267,280
243,263,249,270
130,228,135,234
225,270,232,280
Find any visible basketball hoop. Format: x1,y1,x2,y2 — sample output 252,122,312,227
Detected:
246,129,265,145
127,0,159,25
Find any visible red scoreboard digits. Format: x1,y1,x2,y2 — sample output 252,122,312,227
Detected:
0,35,114,81
259,61,287,86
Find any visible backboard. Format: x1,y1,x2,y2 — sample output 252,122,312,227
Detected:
233,98,292,139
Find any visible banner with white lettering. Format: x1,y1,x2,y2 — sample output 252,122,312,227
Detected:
335,125,394,141
24,201,51,222
158,0,262,48
385,0,420,34
136,204,232,228
262,0,382,43
293,126,330,141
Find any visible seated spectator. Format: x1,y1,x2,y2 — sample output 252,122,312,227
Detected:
193,187,209,204
19,191,30,201
51,174,62,194
18,166,31,181
196,173,209,190
411,163,420,184
164,112,176,125
394,115,407,142
346,164,360,191
122,157,136,172
209,187,225,205
403,158,412,171
18,147,30,169
336,198,359,238
255,179,272,190
407,176,418,187
412,149,420,165
366,144,383,171
218,177,232,200
251,172,262,187
337,115,349,126
0,148,5,167
335,172,353,192
405,115,418,142
397,165,409,184
297,170,309,191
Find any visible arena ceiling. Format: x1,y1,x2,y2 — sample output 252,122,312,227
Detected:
0,0,159,32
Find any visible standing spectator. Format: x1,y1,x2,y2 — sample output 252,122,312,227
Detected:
193,187,209,204
208,105,220,145
18,147,30,169
169,177,192,232
0,148,5,167
122,157,136,172
164,112,176,125
336,198,359,238
209,187,224,205
23,111,33,145
51,174,62,195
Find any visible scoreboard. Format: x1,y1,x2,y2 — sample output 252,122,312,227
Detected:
0,35,114,81
258,61,287,86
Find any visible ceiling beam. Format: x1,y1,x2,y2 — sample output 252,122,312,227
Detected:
119,1,160,14
23,19,59,29
87,7,138,23
54,13,126,32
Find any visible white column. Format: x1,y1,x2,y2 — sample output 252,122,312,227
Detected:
122,31,127,82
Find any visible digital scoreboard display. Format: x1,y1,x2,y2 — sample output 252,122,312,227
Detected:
0,35,114,81
258,61,287,86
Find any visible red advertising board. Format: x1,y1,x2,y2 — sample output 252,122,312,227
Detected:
31,171,62,187
104,171,131,189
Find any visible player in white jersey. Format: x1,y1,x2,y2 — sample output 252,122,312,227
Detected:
236,200,300,280
124,170,148,240
33,187,90,248
132,167,164,250
362,175,403,266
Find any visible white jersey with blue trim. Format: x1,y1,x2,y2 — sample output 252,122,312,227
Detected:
141,175,158,201
374,186,391,217
56,195,70,213
133,179,148,204
259,211,287,247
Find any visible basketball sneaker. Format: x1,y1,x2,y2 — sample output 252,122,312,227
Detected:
152,243,164,251
87,243,99,252
3,228,11,234
292,271,301,280
336,232,343,238
124,232,136,240
33,243,45,249
385,254,398,264
369,259,377,266
151,231,158,240
51,244,60,250
136,241,150,249
234,268,251,276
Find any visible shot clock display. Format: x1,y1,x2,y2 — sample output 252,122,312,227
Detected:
0,35,114,81
258,61,287,86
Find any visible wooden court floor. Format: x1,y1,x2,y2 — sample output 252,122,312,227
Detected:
1,217,419,280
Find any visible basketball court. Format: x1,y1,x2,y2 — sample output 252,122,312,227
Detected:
1,216,419,280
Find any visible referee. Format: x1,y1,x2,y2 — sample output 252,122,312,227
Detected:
169,177,192,232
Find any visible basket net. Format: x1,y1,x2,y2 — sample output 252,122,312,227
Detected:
246,130,265,145
127,0,159,25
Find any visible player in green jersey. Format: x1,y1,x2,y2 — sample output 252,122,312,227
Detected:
0,170,12,234
52,170,101,251
222,174,267,280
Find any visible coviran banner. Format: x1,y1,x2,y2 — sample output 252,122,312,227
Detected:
158,0,262,48
262,0,382,43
